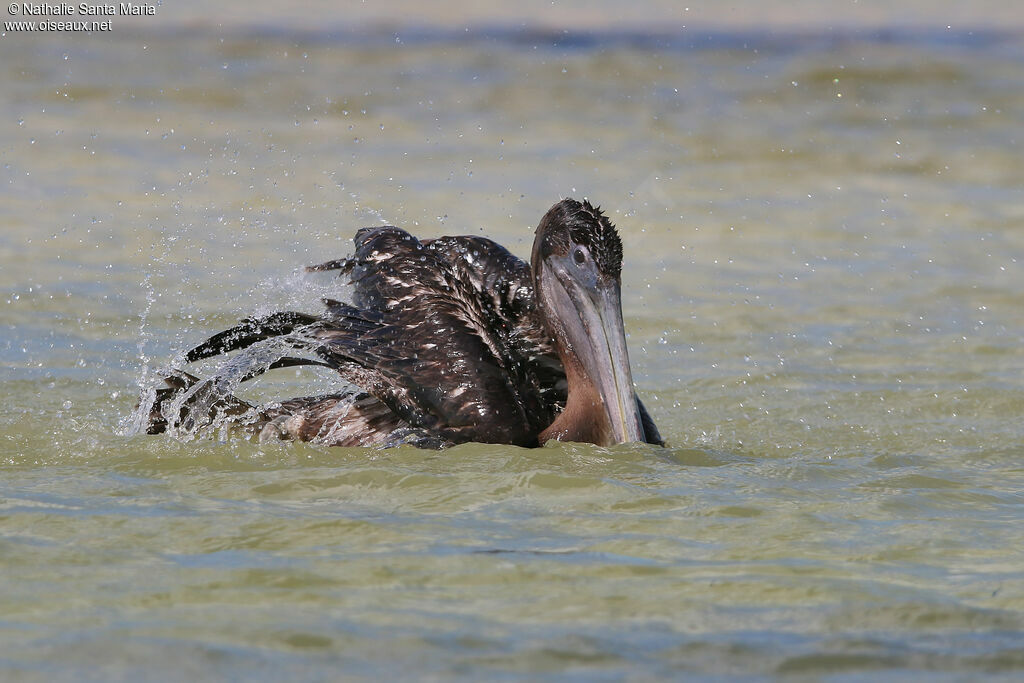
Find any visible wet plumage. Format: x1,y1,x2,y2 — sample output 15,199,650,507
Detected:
140,198,662,448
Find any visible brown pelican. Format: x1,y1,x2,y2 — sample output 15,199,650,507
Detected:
142,198,662,448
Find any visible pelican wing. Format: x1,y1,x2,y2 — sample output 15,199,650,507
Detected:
308,227,563,446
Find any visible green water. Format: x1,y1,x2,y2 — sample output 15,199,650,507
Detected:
2,16,1024,680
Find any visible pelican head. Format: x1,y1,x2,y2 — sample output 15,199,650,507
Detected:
531,198,645,445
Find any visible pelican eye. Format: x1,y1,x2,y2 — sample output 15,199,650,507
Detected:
572,247,586,265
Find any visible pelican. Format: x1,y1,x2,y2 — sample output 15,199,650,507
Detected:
142,198,662,448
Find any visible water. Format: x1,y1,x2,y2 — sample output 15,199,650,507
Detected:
2,8,1024,679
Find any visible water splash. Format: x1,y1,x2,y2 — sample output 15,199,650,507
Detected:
121,238,362,440
250,265,352,320
120,205,398,443
116,260,161,437
125,332,302,440
159,338,290,440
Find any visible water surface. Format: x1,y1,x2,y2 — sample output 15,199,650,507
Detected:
2,15,1024,680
